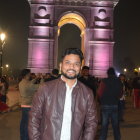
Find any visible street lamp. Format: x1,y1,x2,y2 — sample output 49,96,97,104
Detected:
0,33,6,77
123,68,127,73
5,64,9,76
6,64,9,68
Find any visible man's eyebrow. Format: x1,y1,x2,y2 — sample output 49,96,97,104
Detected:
64,60,70,62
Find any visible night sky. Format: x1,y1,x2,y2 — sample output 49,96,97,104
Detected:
0,0,140,74
114,0,140,72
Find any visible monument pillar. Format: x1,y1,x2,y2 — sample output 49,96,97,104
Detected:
88,1,118,77
27,0,55,73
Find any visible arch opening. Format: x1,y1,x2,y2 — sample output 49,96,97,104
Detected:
57,13,87,65
58,24,81,65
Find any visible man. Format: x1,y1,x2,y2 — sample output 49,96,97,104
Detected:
0,76,9,103
118,74,126,122
28,48,98,140
78,66,97,97
19,69,40,140
97,67,122,140
132,72,140,108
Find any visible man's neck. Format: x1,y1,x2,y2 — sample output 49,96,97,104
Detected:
61,76,77,88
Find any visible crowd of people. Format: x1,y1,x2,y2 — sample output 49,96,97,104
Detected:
0,76,10,113
0,48,140,140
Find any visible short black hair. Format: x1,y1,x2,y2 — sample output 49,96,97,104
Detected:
107,67,116,76
20,69,30,79
82,66,89,70
61,48,84,62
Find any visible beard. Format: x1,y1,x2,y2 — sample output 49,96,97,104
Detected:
61,69,79,79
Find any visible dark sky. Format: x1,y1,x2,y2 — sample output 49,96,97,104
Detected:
0,0,140,73
114,0,140,72
0,0,30,73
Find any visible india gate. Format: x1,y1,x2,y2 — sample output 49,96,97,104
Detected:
27,0,119,77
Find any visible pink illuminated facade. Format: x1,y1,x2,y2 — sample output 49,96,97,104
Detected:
27,0,119,77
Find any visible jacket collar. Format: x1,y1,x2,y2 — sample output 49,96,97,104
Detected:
58,76,80,89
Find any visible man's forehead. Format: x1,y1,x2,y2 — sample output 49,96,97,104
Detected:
63,57,81,62
64,54,80,59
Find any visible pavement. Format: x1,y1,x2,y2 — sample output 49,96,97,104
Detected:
103,97,140,140
0,87,140,140
0,86,21,140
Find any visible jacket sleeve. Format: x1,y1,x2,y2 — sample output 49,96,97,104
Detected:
82,90,98,140
28,84,46,140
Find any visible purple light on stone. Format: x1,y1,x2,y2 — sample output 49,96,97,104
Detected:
38,9,47,17
28,0,116,77
31,26,50,37
28,41,49,68
31,46,43,67
94,29,111,40
98,11,106,19
94,46,109,67
91,41,113,77
34,19,50,24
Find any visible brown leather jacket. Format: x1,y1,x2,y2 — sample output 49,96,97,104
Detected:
28,78,98,140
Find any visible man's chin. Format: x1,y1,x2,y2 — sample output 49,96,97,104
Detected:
65,75,77,79
62,74,77,80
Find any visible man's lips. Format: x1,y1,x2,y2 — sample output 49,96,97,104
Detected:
67,70,76,73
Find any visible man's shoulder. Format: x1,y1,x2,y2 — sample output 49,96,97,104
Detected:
77,81,95,101
41,78,64,89
37,79,62,97
78,79,87,87
77,80,93,93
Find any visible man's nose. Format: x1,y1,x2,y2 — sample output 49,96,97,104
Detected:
69,63,75,68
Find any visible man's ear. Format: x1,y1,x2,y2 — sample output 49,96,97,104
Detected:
59,63,62,72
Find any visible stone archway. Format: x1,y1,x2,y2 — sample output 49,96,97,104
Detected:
27,0,119,77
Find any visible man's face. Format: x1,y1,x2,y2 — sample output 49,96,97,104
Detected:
82,69,89,76
60,54,82,79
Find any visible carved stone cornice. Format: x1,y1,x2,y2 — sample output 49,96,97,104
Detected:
28,0,119,7
28,0,119,3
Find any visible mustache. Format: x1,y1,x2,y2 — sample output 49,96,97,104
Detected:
66,69,76,73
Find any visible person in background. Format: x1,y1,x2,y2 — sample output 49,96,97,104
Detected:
19,69,40,140
34,73,43,84
50,68,60,80
0,76,9,103
78,66,97,97
43,69,60,82
118,74,126,122
28,48,98,140
132,72,140,108
97,67,122,140
29,73,36,81
0,84,10,113
43,73,52,82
